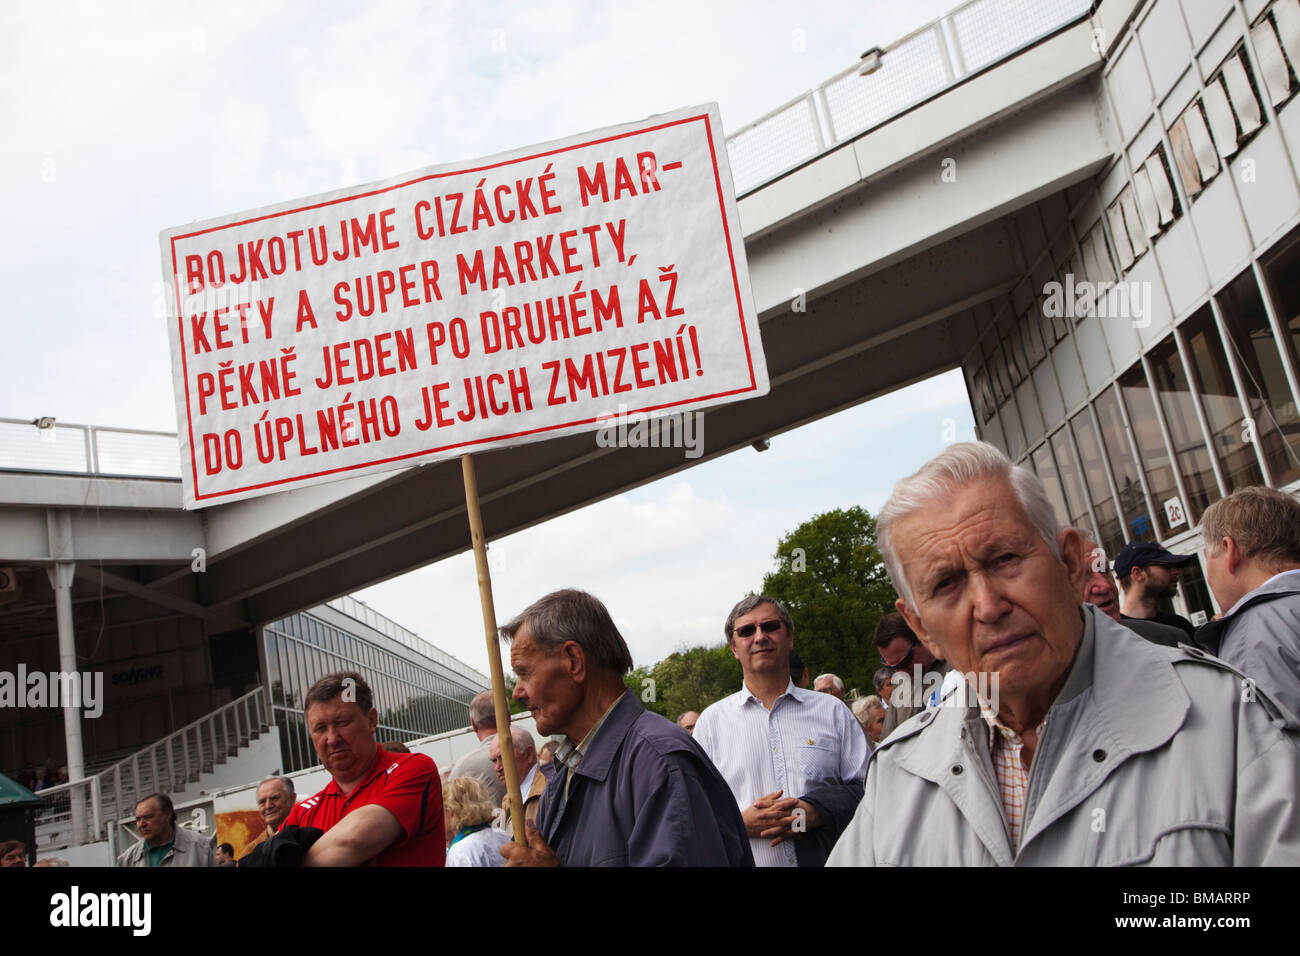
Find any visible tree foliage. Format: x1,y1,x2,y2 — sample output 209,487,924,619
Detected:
760,506,897,698
647,644,742,718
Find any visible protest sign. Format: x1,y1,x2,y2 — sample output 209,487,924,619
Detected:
161,102,768,509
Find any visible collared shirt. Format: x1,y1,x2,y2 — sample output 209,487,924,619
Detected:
978,698,1047,850
694,679,869,867
282,745,444,866
554,695,621,799
534,690,753,866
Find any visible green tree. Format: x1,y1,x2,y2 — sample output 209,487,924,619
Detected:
647,644,742,718
625,664,668,717
501,674,529,715
761,506,897,698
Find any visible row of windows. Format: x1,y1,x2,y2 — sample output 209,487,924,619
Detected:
1020,229,1300,569
971,3,1298,427
268,612,479,704
262,612,486,772
1111,4,1292,273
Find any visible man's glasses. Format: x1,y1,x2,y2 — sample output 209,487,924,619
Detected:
885,644,915,671
733,620,783,639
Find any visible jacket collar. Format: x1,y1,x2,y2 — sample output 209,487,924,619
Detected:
892,605,1191,861
566,690,644,784
1197,569,1300,654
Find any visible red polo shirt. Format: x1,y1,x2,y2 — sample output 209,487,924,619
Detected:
284,746,445,866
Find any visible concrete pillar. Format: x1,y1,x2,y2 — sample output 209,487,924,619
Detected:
45,509,88,844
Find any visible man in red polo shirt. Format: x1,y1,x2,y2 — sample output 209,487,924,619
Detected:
282,671,444,866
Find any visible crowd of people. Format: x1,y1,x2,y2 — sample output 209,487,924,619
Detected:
9,441,1299,867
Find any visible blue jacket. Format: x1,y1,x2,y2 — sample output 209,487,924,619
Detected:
536,691,754,866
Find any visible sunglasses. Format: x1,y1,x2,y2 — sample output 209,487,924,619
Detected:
734,619,783,639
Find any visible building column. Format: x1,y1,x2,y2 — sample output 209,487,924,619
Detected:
46,509,88,844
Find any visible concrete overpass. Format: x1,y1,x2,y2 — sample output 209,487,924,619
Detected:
2,0,1106,639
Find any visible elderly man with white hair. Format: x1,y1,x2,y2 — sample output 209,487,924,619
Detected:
491,722,546,831
828,442,1300,866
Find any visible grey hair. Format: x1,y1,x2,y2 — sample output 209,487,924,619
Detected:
872,667,894,693
878,441,1061,609
815,673,845,692
468,690,497,730
1202,486,1300,570
501,722,535,757
500,589,633,675
723,594,795,644
257,776,295,800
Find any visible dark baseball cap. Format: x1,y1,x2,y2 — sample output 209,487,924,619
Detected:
1113,541,1194,578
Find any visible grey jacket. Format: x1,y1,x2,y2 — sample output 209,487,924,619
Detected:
1196,571,1300,726
118,824,216,867
827,605,1300,866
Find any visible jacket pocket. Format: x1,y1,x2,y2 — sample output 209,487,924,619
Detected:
1108,821,1232,866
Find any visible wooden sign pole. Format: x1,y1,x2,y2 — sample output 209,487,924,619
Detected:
460,453,527,845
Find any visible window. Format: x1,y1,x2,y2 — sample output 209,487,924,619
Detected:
1031,442,1071,527
1107,189,1140,270
1117,364,1187,537
1167,100,1220,199
1146,335,1221,522
1142,145,1179,230
1180,307,1263,491
1178,554,1218,624
1050,428,1095,541
1094,386,1156,542
1070,409,1124,556
1216,267,1300,484
1252,4,1298,106
1203,49,1265,158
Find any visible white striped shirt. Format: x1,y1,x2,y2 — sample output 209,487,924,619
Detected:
694,680,869,867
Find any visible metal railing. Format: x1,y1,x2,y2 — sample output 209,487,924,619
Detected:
327,594,492,687
725,0,1094,194
34,688,269,849
0,416,180,479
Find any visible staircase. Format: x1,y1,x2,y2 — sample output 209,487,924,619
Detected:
35,688,271,850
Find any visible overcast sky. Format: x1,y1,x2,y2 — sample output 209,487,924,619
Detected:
1,0,976,678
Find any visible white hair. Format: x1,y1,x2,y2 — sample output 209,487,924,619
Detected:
878,441,1061,610
814,673,845,692
852,695,884,719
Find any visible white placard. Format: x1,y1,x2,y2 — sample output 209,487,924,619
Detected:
160,103,768,508
1163,495,1187,528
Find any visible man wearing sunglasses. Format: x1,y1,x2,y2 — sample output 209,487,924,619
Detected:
694,595,869,867
875,612,951,738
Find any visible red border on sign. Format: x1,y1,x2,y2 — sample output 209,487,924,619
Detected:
170,112,759,502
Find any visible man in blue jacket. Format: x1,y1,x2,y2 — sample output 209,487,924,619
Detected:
498,588,753,867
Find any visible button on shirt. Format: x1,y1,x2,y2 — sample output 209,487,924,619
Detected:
694,681,869,867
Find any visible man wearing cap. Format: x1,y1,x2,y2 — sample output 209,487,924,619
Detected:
1078,533,1185,647
1115,541,1197,640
